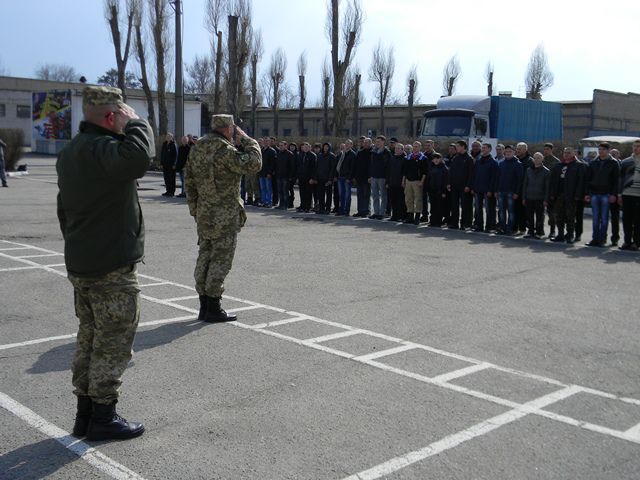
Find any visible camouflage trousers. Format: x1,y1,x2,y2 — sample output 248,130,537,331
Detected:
245,173,260,200
68,265,140,405
194,232,238,297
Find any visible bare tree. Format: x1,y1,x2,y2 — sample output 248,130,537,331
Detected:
35,64,78,82
297,51,307,136
204,0,228,113
132,0,156,134
406,65,418,137
321,56,332,136
249,30,263,135
281,83,297,110
485,61,494,97
185,55,214,93
525,43,554,100
326,0,364,136
104,0,135,101
442,54,461,96
345,65,363,136
368,40,395,135
148,0,171,135
269,47,287,136
226,0,253,125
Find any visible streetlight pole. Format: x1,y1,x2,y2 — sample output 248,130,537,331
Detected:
171,0,184,139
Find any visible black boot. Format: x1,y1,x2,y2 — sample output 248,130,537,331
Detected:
203,296,237,323
86,402,144,441
197,295,207,321
72,395,92,437
403,213,414,224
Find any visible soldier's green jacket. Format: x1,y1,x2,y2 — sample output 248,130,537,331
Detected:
185,132,262,239
56,120,155,276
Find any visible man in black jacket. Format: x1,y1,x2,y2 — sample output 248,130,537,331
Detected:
160,133,177,196
175,135,190,197
448,140,475,229
549,147,585,243
296,142,316,212
259,138,276,207
352,137,372,217
335,140,356,216
275,140,295,209
584,142,620,247
57,86,154,441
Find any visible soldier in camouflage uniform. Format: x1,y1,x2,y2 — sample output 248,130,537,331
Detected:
185,114,262,322
57,86,154,440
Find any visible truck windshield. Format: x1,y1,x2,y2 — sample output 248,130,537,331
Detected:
422,114,472,137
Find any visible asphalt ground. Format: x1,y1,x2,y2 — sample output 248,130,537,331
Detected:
1,154,639,480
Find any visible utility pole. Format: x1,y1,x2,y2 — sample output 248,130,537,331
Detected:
171,0,184,139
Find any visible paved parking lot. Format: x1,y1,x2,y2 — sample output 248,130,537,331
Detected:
1,155,639,479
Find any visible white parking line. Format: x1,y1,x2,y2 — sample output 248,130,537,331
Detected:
0,391,146,480
304,329,362,344
430,363,492,383
0,265,44,272
15,253,62,259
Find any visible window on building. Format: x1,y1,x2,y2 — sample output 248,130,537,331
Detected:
0,104,5,117
283,128,292,137
17,105,31,118
261,128,270,137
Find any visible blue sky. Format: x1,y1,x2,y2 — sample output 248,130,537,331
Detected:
2,0,638,105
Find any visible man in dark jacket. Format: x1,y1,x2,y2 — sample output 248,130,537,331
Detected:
619,140,640,250
427,153,449,227
549,147,585,243
515,142,534,233
369,136,391,219
336,139,356,216
448,140,475,229
352,137,372,217
387,143,407,221
542,143,560,238
584,142,620,247
522,152,550,238
275,140,295,209
259,138,276,207
471,143,498,232
56,86,154,441
160,133,177,196
175,135,190,197
495,145,523,235
297,142,317,213
315,143,337,214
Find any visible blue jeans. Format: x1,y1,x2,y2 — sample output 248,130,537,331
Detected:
337,178,352,215
591,194,610,243
259,176,272,206
497,192,515,233
370,178,387,216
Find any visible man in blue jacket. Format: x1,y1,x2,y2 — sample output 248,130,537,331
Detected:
495,145,523,235
472,143,498,232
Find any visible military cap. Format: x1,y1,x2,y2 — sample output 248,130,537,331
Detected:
211,114,234,129
82,86,124,108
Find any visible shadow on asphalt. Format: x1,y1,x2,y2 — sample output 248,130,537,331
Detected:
244,204,640,265
27,320,207,375
0,438,78,480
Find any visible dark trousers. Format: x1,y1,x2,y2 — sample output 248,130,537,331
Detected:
422,189,430,218
388,185,405,220
288,180,295,208
555,196,577,238
449,188,473,228
473,192,497,231
299,180,313,211
515,197,526,232
162,165,176,195
547,200,557,234
356,181,371,215
575,200,585,239
622,195,640,245
526,199,545,235
271,176,279,205
317,180,332,213
443,191,451,224
609,202,620,243
429,190,446,226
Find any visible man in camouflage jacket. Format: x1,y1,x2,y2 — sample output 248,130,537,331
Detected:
185,115,262,322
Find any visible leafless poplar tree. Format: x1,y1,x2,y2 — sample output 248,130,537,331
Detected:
525,44,554,100
35,64,78,82
249,30,263,135
345,65,362,136
204,0,227,113
132,0,156,134
148,0,171,135
442,54,461,96
368,40,395,135
485,61,494,97
406,65,418,137
321,57,332,136
269,47,287,136
185,55,214,93
104,0,135,101
326,0,364,136
297,51,307,136
226,0,253,124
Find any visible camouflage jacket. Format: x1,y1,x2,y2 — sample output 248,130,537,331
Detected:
185,132,261,238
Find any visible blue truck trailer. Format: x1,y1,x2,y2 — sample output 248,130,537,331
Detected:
420,95,563,147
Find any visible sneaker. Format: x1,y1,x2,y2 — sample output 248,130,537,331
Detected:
619,243,633,251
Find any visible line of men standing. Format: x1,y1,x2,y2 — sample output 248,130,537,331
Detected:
242,135,640,251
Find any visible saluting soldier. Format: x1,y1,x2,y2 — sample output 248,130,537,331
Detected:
56,86,154,440
185,115,262,322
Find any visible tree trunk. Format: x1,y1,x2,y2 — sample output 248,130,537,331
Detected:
323,76,330,136
107,3,133,101
351,74,360,137
298,74,305,136
213,31,223,112
152,3,168,136
272,81,279,136
407,78,415,137
250,56,258,136
487,71,494,97
135,22,157,135
226,16,239,116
